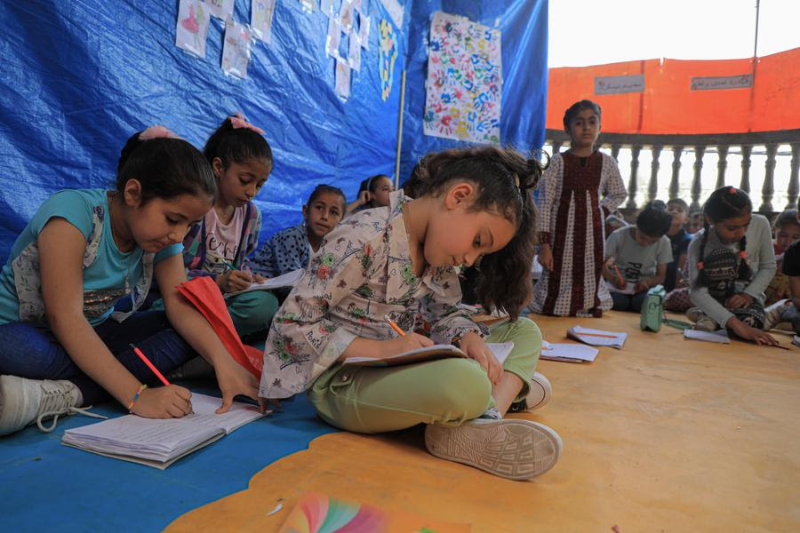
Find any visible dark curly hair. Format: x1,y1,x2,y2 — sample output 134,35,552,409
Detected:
409,146,545,320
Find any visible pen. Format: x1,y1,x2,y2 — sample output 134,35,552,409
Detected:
130,343,171,387
613,263,625,286
575,332,617,339
383,315,406,337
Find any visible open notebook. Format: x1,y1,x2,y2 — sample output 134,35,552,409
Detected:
62,394,267,469
540,340,599,363
567,326,627,349
342,342,514,367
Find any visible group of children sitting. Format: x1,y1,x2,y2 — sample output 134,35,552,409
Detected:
0,103,795,484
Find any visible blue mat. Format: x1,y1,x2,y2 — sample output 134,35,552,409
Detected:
0,389,335,532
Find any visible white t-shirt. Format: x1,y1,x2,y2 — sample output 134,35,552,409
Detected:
202,206,246,275
606,226,672,282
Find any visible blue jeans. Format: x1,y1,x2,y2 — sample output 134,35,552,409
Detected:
611,291,648,313
0,311,195,405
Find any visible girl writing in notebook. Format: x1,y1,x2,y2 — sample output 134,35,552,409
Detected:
181,113,278,341
530,99,627,317
0,127,260,436
260,147,562,481
686,186,778,345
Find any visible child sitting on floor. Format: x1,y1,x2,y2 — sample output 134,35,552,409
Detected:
685,186,778,346
0,127,260,436
345,174,394,214
603,204,673,312
252,184,346,280
260,146,561,481
181,113,277,341
664,198,693,292
764,209,800,306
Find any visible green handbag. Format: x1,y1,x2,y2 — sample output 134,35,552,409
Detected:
640,285,691,332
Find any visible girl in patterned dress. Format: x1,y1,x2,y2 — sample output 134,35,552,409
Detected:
530,100,627,316
0,128,261,436
260,147,562,481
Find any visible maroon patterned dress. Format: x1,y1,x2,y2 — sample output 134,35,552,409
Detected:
530,151,627,316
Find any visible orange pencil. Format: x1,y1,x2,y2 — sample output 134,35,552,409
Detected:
613,263,625,286
130,343,171,387
576,332,617,339
383,315,406,337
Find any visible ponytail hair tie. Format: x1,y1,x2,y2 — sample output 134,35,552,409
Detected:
139,125,180,141
697,261,704,270
739,250,747,259
230,112,265,135
729,187,737,194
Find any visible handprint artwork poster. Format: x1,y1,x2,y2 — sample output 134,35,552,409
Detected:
422,11,503,144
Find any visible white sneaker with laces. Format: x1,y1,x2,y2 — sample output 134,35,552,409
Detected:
0,375,97,436
509,371,552,413
424,417,562,480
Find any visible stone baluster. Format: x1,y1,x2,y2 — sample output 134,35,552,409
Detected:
788,143,800,210
648,145,662,203
690,146,705,212
610,144,622,161
551,140,563,155
669,146,683,200
626,145,641,209
715,145,729,189
740,145,752,194
760,144,777,213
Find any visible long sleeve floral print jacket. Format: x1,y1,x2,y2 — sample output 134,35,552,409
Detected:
259,190,487,399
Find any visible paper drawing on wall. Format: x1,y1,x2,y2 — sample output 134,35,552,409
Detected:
176,0,210,58
340,0,356,32
320,0,335,18
423,11,503,144
378,18,398,102
222,19,253,79
207,0,234,20
335,58,352,100
358,15,371,50
348,34,362,71
251,0,277,44
325,17,343,60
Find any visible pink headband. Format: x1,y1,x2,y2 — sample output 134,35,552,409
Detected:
139,125,181,141
229,112,265,135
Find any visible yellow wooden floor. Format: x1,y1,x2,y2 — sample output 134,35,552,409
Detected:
167,312,800,532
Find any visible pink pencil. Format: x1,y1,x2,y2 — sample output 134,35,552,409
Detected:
130,343,171,387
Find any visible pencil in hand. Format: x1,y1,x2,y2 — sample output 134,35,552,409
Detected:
130,344,171,387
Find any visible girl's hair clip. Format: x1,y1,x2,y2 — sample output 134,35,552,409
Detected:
230,112,265,135
139,125,180,141
697,261,705,270
729,187,737,194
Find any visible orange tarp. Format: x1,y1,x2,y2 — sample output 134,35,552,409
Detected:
546,47,800,135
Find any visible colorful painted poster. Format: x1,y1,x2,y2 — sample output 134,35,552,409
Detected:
378,18,397,102
207,0,234,20
325,17,343,60
176,0,210,58
251,0,277,44
221,19,253,79
348,34,362,72
358,15,371,50
335,58,352,100
423,11,503,144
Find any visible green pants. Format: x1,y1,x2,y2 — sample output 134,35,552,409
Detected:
309,317,542,434
227,291,279,338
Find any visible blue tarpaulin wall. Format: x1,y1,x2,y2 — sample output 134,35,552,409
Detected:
0,0,547,262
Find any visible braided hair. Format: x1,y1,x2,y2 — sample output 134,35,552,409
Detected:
696,186,753,287
409,146,546,319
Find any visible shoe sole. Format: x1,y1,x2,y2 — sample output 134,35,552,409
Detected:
425,419,562,481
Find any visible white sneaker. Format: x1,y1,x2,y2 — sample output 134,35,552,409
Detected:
424,418,562,480
509,372,552,413
764,299,790,331
0,375,90,436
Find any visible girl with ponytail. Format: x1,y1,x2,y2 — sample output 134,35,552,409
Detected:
686,186,778,345
260,146,562,481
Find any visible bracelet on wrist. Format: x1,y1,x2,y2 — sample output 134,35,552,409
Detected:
127,383,148,413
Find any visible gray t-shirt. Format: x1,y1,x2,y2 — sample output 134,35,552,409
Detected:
605,226,673,282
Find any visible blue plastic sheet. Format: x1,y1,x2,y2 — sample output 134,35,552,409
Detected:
0,0,546,262
399,0,549,182
0,0,408,260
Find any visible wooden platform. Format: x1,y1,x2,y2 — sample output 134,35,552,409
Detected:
167,312,800,532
